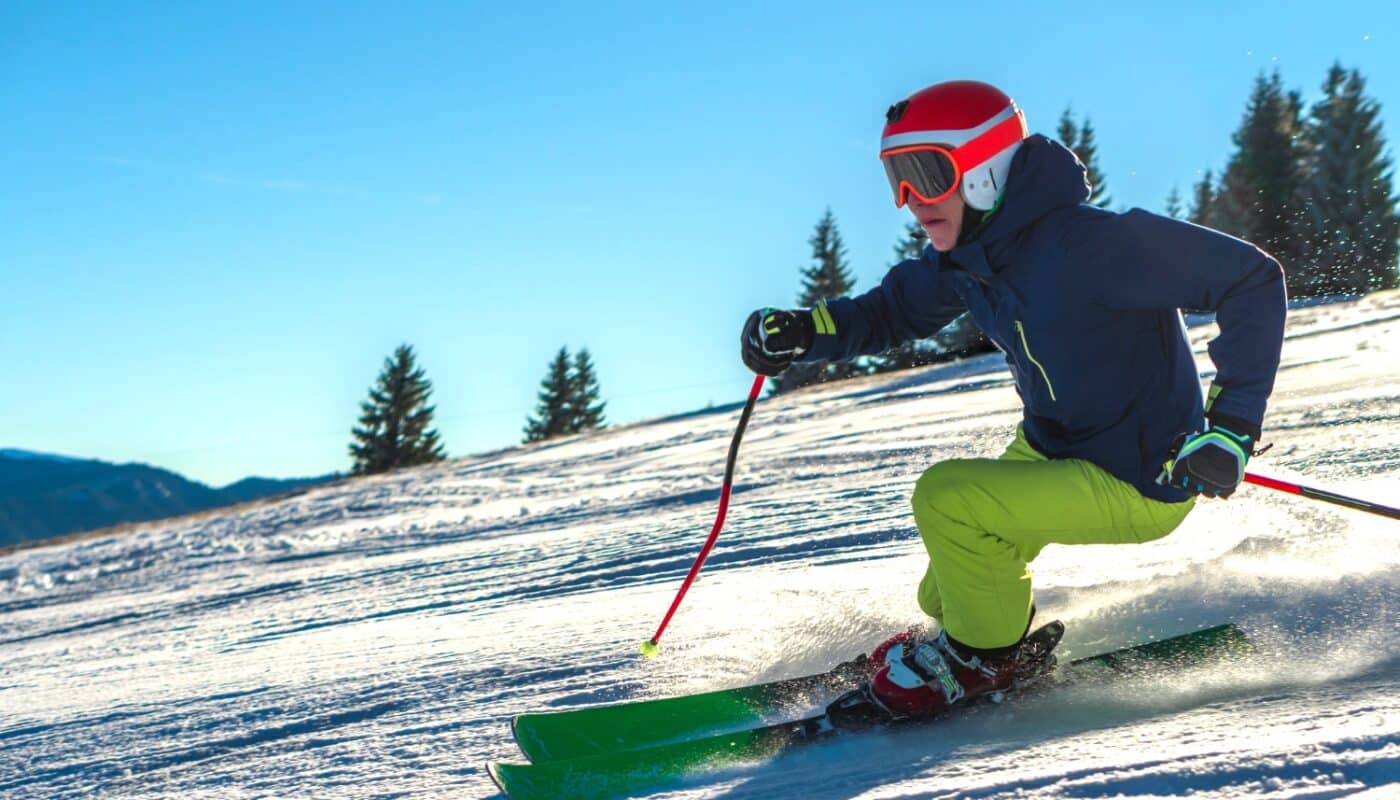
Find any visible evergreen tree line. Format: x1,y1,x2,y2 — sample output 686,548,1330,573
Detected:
345,62,1398,468
776,61,1398,394
1186,64,1399,297
348,343,608,476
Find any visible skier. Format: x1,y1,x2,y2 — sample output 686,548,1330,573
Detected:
740,80,1287,719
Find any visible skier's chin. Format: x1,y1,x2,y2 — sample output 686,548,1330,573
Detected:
924,224,956,251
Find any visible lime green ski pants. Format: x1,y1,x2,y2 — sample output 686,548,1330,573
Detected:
914,426,1194,650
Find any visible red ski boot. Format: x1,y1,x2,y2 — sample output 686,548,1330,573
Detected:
865,629,919,678
867,630,1021,719
825,622,1063,730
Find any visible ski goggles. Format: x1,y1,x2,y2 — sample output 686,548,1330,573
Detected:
879,110,1028,207
881,145,961,207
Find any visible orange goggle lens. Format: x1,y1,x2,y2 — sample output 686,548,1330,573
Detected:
881,145,960,207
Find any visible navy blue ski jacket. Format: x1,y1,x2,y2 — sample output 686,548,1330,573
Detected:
801,134,1287,503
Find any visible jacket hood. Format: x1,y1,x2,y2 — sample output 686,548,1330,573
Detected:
962,134,1091,249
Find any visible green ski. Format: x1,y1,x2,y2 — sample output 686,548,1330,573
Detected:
489,623,1250,800
511,655,869,762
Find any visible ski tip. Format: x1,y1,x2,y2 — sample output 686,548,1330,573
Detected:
509,714,535,763
486,761,508,798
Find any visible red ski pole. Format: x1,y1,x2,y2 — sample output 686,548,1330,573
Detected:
641,374,766,658
1244,472,1399,520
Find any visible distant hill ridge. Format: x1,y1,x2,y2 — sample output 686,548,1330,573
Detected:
0,450,335,547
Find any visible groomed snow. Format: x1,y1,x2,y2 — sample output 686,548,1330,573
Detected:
1,293,1397,798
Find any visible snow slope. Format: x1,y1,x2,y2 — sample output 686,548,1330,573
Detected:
2,293,1397,799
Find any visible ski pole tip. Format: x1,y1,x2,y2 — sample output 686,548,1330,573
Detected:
640,639,660,658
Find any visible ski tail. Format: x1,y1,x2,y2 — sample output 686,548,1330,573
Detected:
1068,622,1253,672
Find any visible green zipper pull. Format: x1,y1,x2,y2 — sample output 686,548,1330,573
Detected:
1014,320,1058,402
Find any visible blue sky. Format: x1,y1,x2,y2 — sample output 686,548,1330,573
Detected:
2,2,1396,485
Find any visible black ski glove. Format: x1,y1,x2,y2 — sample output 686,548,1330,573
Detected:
1158,413,1262,498
741,307,815,376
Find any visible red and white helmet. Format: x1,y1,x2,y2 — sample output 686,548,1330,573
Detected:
880,80,1028,211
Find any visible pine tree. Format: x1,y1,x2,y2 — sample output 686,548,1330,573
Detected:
349,344,447,476
774,209,861,393
1218,71,1309,290
1298,64,1400,295
1077,119,1111,209
524,347,575,443
1189,170,1216,226
1206,166,1250,236
798,207,856,305
1057,108,1111,208
1056,109,1077,161
568,348,607,433
1164,185,1185,219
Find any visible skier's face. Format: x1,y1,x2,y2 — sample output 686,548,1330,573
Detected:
906,190,965,252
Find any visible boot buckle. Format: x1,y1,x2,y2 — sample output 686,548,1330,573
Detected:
911,643,966,705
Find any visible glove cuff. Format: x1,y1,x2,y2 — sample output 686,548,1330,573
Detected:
1206,412,1261,444
795,310,817,353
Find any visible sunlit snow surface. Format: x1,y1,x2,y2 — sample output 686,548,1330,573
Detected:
3,294,1398,799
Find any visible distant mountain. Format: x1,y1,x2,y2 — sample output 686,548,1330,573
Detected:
0,448,85,463
0,451,337,548
220,475,334,504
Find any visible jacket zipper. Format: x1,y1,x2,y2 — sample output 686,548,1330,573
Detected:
1014,320,1057,402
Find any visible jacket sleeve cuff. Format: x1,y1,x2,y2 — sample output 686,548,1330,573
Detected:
797,299,843,362
1205,383,1264,440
